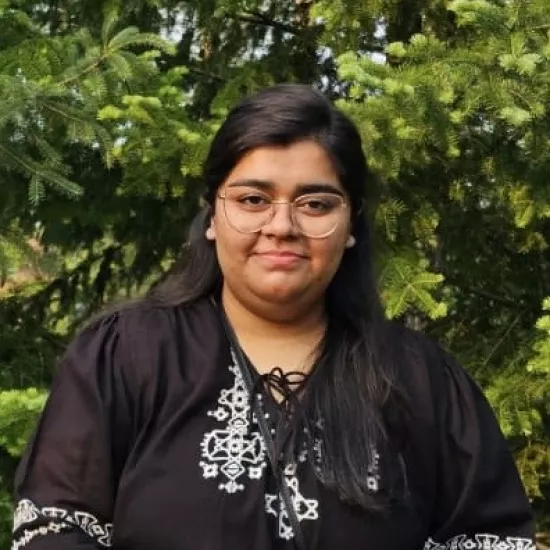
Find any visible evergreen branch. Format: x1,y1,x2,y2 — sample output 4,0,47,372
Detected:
107,28,174,54
0,143,81,199
28,177,45,205
57,53,108,87
55,28,173,88
483,311,524,366
0,143,39,181
39,100,92,128
507,89,538,115
101,4,120,46
35,170,82,198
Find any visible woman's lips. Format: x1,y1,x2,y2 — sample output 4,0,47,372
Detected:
254,251,305,268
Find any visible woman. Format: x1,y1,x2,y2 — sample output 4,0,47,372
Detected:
12,84,535,550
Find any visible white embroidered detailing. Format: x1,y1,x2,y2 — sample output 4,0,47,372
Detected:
12,499,113,548
303,435,380,493
423,533,536,550
366,448,381,492
199,358,268,493
265,464,319,540
11,522,71,550
199,355,381,541
12,499,40,532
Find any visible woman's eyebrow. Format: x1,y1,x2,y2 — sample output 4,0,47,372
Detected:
226,179,273,190
296,183,344,196
226,179,344,196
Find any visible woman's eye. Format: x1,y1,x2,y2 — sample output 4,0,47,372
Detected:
238,195,269,207
306,200,328,210
298,196,337,213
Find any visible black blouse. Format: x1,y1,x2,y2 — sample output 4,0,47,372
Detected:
11,299,535,550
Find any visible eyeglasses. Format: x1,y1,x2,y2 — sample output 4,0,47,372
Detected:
217,189,348,239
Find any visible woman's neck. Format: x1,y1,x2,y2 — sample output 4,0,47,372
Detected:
221,286,327,374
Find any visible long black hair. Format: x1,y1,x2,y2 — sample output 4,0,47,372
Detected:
149,84,408,511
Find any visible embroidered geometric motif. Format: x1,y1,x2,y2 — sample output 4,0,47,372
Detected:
265,464,319,540
11,522,72,550
199,357,268,493
12,499,113,548
423,533,535,550
366,447,381,492
304,436,380,493
199,352,381,541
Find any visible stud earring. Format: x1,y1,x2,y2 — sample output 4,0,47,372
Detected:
346,235,356,248
205,227,216,241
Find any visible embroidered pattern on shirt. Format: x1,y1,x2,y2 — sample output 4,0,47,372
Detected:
423,533,535,550
199,354,380,541
12,499,113,548
366,447,381,491
302,433,381,493
199,357,268,493
265,464,319,540
11,522,71,550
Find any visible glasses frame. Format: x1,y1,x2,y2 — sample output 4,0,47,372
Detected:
217,192,349,239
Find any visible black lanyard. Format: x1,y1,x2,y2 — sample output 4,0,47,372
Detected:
219,307,308,550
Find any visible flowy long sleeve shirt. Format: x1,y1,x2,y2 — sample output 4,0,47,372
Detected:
11,298,535,550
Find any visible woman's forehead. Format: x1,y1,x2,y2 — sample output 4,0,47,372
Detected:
222,142,344,193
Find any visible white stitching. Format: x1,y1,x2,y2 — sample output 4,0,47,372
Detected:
11,522,71,550
12,499,113,547
423,533,535,550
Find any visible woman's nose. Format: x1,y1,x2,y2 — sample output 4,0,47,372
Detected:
261,202,298,237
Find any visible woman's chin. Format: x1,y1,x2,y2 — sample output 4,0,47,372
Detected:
249,280,306,304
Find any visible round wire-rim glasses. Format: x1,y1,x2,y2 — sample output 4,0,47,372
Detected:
217,191,349,239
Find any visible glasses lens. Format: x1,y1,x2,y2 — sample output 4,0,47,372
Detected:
222,190,273,233
293,193,343,238
220,191,345,237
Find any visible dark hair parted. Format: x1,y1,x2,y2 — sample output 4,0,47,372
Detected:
149,84,408,511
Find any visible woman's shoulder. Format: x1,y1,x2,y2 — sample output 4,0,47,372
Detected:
67,297,219,377
385,319,445,366
81,296,218,341
383,320,469,403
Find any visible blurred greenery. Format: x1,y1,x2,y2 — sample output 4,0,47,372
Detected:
1,0,549,544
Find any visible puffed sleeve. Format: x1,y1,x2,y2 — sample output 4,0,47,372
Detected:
424,350,536,550
11,312,135,549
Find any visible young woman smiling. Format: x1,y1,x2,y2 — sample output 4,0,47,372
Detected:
12,84,535,550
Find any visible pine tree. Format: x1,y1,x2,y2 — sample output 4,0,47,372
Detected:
331,0,550,510
1,0,549,542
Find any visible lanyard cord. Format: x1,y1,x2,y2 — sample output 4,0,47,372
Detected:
219,306,308,550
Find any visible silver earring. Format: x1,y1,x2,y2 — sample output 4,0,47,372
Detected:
346,235,356,248
205,227,215,240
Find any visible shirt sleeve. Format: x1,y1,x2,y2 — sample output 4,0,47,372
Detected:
11,312,134,549
424,350,536,550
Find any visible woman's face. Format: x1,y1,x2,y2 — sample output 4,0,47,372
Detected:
208,140,354,317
